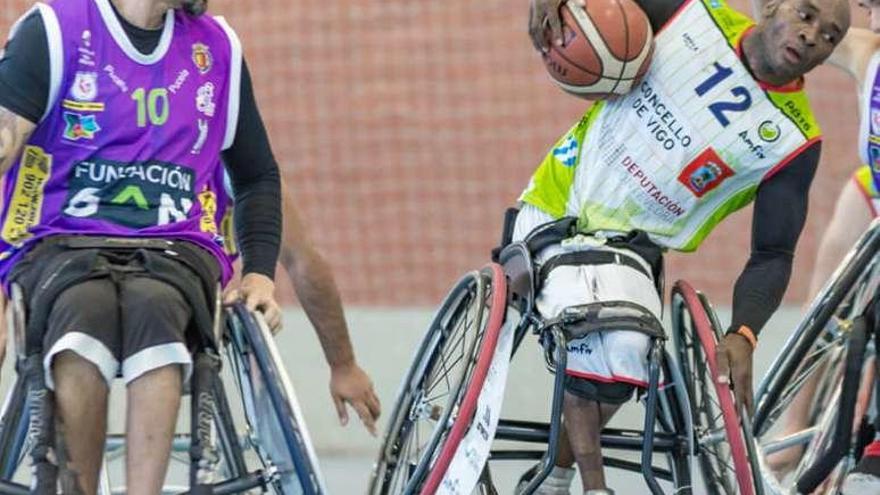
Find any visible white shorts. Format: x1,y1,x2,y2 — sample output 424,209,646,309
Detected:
513,204,662,389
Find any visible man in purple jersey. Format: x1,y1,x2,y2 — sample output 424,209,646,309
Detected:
0,0,377,493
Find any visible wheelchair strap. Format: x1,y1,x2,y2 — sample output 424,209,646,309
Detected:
543,300,666,340
523,217,579,255
539,250,652,284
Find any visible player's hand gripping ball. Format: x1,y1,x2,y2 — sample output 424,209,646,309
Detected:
541,0,655,100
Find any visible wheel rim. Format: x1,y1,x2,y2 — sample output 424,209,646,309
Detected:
677,301,737,495
378,271,490,494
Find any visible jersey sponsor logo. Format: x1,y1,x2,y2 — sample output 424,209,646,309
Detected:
62,112,101,141
631,81,693,151
220,208,237,255
196,82,216,117
552,135,579,167
870,144,880,174
621,155,686,218
1,146,52,245
62,100,105,112
168,69,191,94
678,147,734,198
738,129,767,160
758,120,781,143
192,43,213,75
64,158,196,229
871,109,880,136
197,186,218,234
191,119,209,155
71,71,98,101
103,64,129,93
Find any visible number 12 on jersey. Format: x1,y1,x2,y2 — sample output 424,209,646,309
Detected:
694,62,752,127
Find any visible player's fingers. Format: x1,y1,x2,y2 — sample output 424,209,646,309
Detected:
333,394,348,426
715,344,730,385
263,302,282,333
353,401,378,436
741,373,755,416
244,291,260,313
366,389,382,419
223,288,240,305
528,1,547,52
547,2,565,47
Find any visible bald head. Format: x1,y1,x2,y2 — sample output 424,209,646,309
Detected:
749,0,851,83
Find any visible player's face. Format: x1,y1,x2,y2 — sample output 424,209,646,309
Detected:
761,0,850,79
168,0,208,15
857,0,880,33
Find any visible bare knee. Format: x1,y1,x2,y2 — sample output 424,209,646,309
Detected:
53,351,108,396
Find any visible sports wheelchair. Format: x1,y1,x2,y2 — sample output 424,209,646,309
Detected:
0,281,326,494
751,217,880,494
368,218,762,495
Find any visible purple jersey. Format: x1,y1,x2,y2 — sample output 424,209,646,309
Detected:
0,0,242,285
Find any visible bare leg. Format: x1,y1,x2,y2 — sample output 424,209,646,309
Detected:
563,391,621,491
125,365,182,495
54,351,110,495
555,423,575,468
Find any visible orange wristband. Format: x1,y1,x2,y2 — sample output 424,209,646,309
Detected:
733,325,757,349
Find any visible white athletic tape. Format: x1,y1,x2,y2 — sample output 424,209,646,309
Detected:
436,318,515,495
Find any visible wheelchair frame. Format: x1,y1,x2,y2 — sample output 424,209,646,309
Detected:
0,284,326,495
370,240,760,495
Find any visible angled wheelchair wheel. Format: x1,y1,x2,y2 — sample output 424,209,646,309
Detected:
0,374,28,480
671,281,758,495
225,304,327,495
369,263,506,495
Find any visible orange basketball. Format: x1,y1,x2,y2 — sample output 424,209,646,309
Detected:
542,0,654,100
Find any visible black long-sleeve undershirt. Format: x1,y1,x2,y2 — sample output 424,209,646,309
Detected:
0,9,280,278
730,142,820,336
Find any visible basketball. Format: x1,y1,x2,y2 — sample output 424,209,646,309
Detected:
542,0,654,100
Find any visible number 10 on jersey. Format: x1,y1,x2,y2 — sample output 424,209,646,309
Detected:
131,87,170,128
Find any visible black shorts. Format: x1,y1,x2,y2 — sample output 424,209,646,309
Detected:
16,244,198,390
565,375,636,405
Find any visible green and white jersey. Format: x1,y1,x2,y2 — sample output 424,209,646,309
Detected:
519,0,821,252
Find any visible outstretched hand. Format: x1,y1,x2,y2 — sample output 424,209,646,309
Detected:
330,363,382,436
715,333,755,415
528,0,585,52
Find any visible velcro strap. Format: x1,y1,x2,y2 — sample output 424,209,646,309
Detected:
539,250,651,284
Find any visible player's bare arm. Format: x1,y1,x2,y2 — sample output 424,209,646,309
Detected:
0,106,35,176
279,185,381,435
826,27,880,83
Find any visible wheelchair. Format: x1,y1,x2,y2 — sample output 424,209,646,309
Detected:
750,217,880,494
0,280,327,494
368,218,762,495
